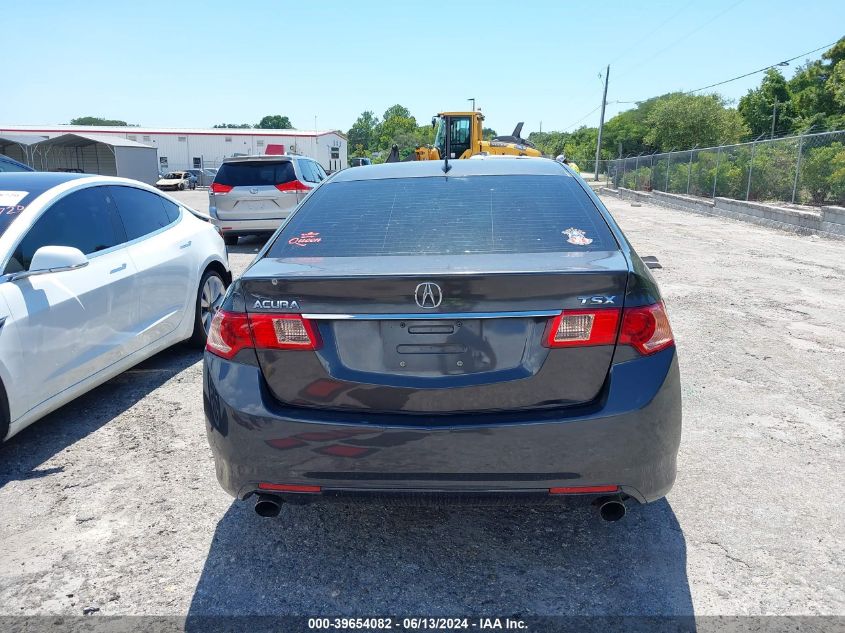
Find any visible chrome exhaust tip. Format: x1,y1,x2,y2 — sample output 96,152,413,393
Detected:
597,496,627,522
254,494,283,518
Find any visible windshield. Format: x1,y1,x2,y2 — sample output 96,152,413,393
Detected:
432,117,446,157
164,172,183,179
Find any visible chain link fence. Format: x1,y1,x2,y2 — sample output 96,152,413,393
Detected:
584,130,845,206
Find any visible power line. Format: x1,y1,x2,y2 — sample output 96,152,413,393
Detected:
559,1,747,133
562,105,603,131
617,39,839,105
682,40,838,94
556,38,838,134
605,0,696,68
614,0,747,79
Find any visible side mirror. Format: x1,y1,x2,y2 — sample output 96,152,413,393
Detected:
15,246,88,280
641,255,662,269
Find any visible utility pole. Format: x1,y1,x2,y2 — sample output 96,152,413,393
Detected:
594,64,610,181
771,99,778,139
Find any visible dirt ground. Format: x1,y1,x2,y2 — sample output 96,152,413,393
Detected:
0,190,842,621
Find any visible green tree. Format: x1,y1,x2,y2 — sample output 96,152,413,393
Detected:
69,116,131,126
566,126,599,162
527,131,569,157
738,69,795,138
256,115,293,129
347,111,379,153
482,127,497,141
788,38,845,131
212,123,252,129
601,94,669,156
415,123,435,147
381,104,412,121
644,94,748,151
830,60,845,109
374,104,418,158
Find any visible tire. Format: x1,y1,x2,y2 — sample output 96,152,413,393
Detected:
0,379,9,444
178,183,185,191
223,233,238,246
188,268,227,347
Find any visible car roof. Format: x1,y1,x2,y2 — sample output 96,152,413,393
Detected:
0,155,35,171
221,155,298,164
0,171,90,196
332,157,568,182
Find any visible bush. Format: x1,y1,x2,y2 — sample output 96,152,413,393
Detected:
800,142,845,204
747,142,799,202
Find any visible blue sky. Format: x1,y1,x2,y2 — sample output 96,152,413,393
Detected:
3,0,843,135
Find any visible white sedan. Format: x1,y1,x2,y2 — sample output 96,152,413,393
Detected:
0,173,231,442
156,171,195,191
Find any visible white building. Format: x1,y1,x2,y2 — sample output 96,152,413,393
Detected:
0,125,348,174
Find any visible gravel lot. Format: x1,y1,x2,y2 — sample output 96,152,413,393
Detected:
0,189,842,620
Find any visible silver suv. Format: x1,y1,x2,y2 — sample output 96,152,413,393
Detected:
208,155,327,245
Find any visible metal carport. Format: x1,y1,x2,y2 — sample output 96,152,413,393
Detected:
0,134,46,168
32,133,159,184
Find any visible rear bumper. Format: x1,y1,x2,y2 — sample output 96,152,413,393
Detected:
209,216,287,235
203,347,681,504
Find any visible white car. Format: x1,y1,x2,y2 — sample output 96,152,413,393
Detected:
0,173,231,442
156,171,195,191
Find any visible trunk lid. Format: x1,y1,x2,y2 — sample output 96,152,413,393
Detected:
242,252,628,414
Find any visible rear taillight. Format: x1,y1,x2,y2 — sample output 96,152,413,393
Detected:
206,310,252,359
249,313,321,350
544,309,620,348
210,182,233,194
206,311,321,359
275,180,312,192
618,302,674,355
543,302,674,355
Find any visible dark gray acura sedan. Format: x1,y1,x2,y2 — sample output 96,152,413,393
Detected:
203,158,681,522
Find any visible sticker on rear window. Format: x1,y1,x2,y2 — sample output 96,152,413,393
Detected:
0,191,28,208
288,231,322,247
563,227,593,246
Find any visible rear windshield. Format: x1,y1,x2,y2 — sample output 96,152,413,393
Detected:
214,161,295,187
266,175,617,257
0,189,39,238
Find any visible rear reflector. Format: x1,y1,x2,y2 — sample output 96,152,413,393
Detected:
258,483,322,493
619,302,674,355
544,309,620,348
275,180,312,192
206,310,321,359
210,182,233,194
549,485,619,495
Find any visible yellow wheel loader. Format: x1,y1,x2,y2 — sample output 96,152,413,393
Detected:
385,111,541,162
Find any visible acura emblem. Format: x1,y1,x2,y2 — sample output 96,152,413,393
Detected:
414,282,442,309
250,187,259,194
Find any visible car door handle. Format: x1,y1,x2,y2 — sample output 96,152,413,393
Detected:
110,263,127,274
180,241,192,249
